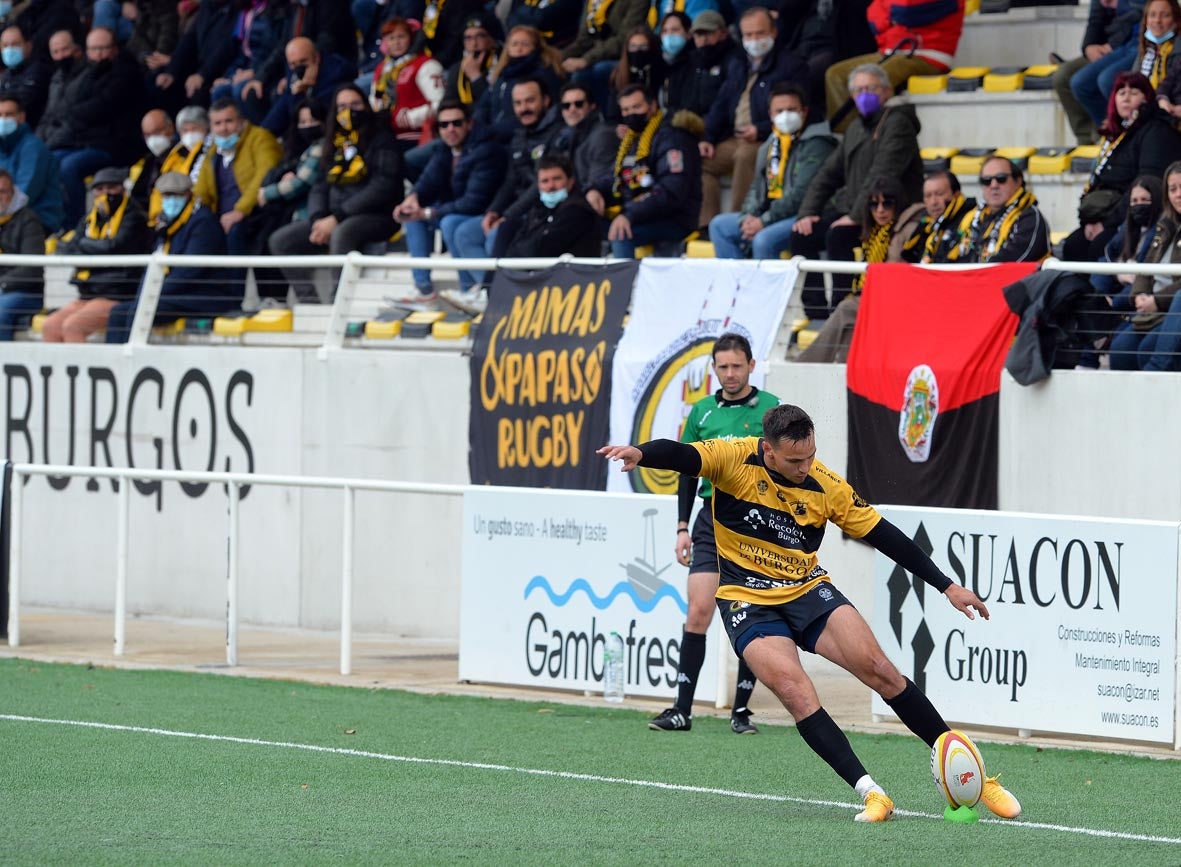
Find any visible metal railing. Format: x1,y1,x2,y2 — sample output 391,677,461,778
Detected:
5,462,465,675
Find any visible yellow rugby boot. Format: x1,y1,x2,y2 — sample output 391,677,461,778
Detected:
854,790,895,823
980,775,1022,819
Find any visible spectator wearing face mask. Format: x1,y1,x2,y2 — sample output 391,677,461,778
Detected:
605,26,664,122
0,25,49,127
44,166,154,342
823,0,964,135
0,94,62,231
32,29,80,150
698,6,809,228
127,108,176,222
708,83,835,260
104,171,237,343
791,63,922,320
662,10,743,117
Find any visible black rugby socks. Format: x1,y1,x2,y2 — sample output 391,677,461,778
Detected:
733,658,756,713
796,707,867,788
675,630,707,712
883,677,949,747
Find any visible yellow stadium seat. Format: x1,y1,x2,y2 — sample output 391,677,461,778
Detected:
432,314,471,339
401,309,445,338
1069,144,1100,173
43,236,57,254
965,0,981,13
364,318,402,339
1028,147,1073,174
993,146,1036,171
946,67,990,92
1022,64,1057,91
908,74,947,94
1050,230,1070,245
153,318,186,336
213,308,293,336
686,239,716,257
634,244,656,259
951,148,995,177
31,313,47,333
983,68,1024,92
796,328,820,352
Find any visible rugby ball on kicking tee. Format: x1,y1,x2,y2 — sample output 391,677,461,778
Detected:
931,729,986,808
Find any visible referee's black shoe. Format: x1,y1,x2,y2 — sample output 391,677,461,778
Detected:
730,709,759,734
648,707,691,731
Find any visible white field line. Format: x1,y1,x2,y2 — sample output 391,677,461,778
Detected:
2,712,1180,846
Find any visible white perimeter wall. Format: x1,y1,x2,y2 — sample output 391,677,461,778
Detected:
3,347,1177,640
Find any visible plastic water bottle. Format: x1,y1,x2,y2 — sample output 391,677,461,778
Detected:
603,631,625,703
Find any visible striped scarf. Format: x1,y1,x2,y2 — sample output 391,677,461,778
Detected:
921,192,969,263
852,221,892,292
765,132,793,200
585,0,617,34
422,0,447,39
947,188,1038,263
1142,39,1175,88
611,110,663,207
327,121,367,185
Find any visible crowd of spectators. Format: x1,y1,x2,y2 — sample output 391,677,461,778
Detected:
0,0,1172,368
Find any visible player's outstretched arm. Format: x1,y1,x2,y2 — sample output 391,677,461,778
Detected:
863,518,990,621
597,439,703,474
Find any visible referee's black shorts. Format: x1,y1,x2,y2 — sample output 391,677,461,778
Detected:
688,498,718,575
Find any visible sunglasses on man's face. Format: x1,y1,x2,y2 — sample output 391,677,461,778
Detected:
561,99,587,110
437,118,466,129
870,197,896,209
979,173,1012,186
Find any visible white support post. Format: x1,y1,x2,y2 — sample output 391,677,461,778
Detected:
340,485,354,676
124,252,168,354
114,476,130,655
227,482,240,666
319,252,363,358
7,471,22,648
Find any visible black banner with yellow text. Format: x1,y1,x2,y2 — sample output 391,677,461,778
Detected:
470,262,637,488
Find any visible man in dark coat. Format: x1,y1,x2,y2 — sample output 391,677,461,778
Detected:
52,26,146,226
586,84,703,258
0,25,50,126
393,99,507,301
106,171,238,343
791,63,922,319
699,7,809,226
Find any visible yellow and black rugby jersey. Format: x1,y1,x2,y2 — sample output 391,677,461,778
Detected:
690,436,882,605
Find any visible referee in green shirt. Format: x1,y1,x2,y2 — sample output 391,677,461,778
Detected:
649,333,781,734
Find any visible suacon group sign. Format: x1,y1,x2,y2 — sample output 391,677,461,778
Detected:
459,486,723,701
872,506,1179,746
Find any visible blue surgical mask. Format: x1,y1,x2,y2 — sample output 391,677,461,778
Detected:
160,195,187,221
661,33,686,57
0,116,17,137
213,132,239,151
1,46,23,68
1146,27,1176,44
539,187,568,209
0,3,13,18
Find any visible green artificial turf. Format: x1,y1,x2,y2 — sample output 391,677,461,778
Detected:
1,658,1177,865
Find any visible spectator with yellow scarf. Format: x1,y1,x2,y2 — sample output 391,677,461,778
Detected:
268,83,403,303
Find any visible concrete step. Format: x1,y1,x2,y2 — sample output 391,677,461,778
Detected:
909,90,1070,151
955,6,1087,69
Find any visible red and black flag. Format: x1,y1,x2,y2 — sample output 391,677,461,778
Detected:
845,262,1035,509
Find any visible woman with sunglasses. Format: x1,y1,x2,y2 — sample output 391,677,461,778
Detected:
797,176,910,363
1063,71,1181,263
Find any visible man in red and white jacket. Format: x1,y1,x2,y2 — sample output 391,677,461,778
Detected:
824,0,964,132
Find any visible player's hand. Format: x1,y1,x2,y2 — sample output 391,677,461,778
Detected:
597,444,642,472
944,583,989,621
674,531,691,566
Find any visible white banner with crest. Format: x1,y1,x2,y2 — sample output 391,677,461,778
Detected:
606,258,796,495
